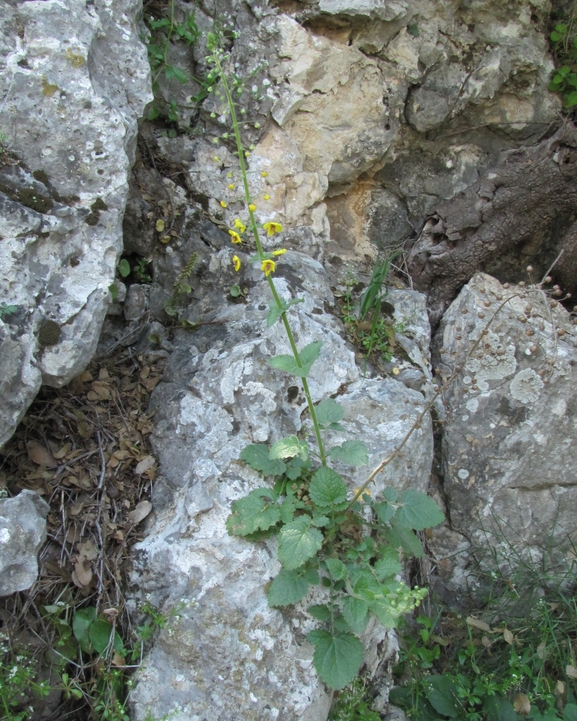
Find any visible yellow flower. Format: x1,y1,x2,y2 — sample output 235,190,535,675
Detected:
272,248,287,256
233,219,246,233
232,255,241,272
263,221,283,236
228,183,235,190
261,259,276,276
261,171,268,177
228,230,242,244
248,204,257,212
263,194,271,200
220,200,227,208
213,156,220,162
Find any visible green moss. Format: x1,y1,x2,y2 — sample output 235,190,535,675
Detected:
91,197,108,212
38,320,61,347
84,211,100,226
33,169,49,186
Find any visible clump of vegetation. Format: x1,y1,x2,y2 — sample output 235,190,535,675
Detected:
549,20,577,109
329,675,381,720
391,535,577,721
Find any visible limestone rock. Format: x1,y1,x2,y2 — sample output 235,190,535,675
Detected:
130,251,434,721
0,490,49,597
434,273,577,577
0,0,151,448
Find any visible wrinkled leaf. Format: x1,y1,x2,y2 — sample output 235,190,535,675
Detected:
426,675,461,718
269,435,308,461
315,398,344,426
240,444,285,476
267,298,304,327
374,548,402,580
342,597,369,635
268,569,312,607
396,489,445,531
308,604,331,621
226,488,280,536
127,500,152,525
385,518,424,558
325,558,348,580
278,517,323,570
309,467,348,507
307,629,363,690
268,341,322,378
328,440,369,467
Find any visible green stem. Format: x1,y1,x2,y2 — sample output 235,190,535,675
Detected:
215,51,327,465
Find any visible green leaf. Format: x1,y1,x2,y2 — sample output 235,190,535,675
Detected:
328,440,369,466
308,604,331,621
565,705,577,721
268,569,311,607
309,467,348,507
109,283,118,301
483,695,519,721
226,488,280,536
315,398,344,426
396,490,445,530
240,444,286,476
89,618,121,656
118,259,130,277
269,435,308,462
278,517,323,570
325,558,348,580
311,513,330,527
385,518,424,558
286,456,308,480
268,341,322,378
73,607,97,654
267,298,304,327
373,487,399,523
426,675,462,718
165,65,188,84
374,547,402,580
279,493,297,524
342,597,369,635
307,629,364,690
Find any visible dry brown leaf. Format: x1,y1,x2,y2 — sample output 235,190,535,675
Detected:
77,539,98,561
67,502,85,517
556,680,565,695
65,527,82,544
135,456,155,475
79,370,93,382
53,442,71,460
513,693,531,715
98,368,110,381
481,635,492,648
566,665,577,679
127,500,152,524
91,381,111,400
27,442,58,468
466,617,492,632
112,652,126,667
72,559,92,588
503,628,514,645
537,641,548,659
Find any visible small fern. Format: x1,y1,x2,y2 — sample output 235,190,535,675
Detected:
165,251,198,317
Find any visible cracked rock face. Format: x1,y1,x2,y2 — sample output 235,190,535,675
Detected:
432,274,577,589
0,0,151,448
129,253,434,721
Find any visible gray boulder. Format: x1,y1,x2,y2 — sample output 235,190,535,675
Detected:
0,0,151,448
0,490,49,597
431,273,577,594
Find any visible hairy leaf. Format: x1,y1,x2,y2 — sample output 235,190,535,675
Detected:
240,444,286,476
329,440,369,466
385,518,424,558
270,435,308,461
325,558,348,580
342,597,369,635
226,488,280,536
309,467,348,507
373,487,399,524
426,675,461,718
396,489,445,530
374,548,402,581
268,569,311,607
267,298,304,327
315,398,344,426
278,517,323,570
307,629,364,690
308,604,331,621
268,341,322,378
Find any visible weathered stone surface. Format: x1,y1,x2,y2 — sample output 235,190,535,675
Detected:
129,250,434,721
432,273,577,589
0,490,49,597
0,0,151,448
